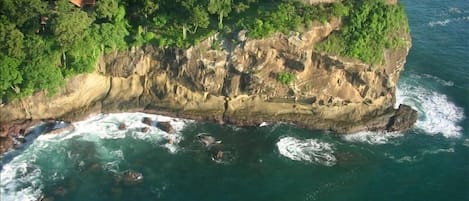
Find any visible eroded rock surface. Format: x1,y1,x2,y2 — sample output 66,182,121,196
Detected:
0,19,416,154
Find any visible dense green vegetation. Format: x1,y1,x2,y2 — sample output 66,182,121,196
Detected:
316,0,409,65
0,0,407,102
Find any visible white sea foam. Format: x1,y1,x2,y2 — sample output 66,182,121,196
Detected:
39,113,191,152
428,16,469,27
422,73,455,86
276,137,336,166
449,7,463,14
385,154,419,163
0,162,43,201
342,131,403,145
396,81,465,138
1,112,192,201
259,122,270,127
386,147,455,163
422,147,455,155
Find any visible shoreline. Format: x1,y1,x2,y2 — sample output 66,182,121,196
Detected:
0,102,417,156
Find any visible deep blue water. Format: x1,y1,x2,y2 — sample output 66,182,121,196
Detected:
1,1,468,201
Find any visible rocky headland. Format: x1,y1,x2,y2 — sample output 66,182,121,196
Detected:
0,18,417,154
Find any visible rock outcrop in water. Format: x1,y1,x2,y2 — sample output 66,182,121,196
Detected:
0,18,417,154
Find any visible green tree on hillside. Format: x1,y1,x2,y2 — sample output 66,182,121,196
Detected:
0,18,25,59
179,0,209,39
0,0,47,32
52,5,93,49
52,1,94,68
0,0,407,101
208,0,232,29
94,0,120,21
20,35,63,97
0,55,22,98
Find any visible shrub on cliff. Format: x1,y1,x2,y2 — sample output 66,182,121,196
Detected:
316,0,409,65
277,72,295,85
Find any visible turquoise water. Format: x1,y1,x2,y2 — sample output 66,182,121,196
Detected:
1,1,468,201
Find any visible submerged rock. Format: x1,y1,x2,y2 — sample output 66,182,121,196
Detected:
53,186,67,196
122,170,144,185
196,133,221,147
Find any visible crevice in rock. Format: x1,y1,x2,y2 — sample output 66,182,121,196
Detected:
20,100,32,120
137,75,147,107
101,77,113,112
222,96,229,121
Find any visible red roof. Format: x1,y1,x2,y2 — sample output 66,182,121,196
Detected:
69,0,95,7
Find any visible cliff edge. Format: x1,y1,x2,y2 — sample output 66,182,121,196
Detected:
0,18,417,153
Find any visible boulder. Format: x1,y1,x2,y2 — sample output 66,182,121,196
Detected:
0,120,39,154
386,105,418,132
141,127,149,133
142,117,153,126
196,133,221,147
16,136,26,143
45,124,75,135
156,121,175,134
118,123,127,130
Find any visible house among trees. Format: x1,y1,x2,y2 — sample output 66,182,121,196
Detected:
69,0,95,8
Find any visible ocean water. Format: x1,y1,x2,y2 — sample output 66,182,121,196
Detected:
1,0,468,200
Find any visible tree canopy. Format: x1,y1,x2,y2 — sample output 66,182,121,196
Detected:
316,0,408,65
0,0,407,102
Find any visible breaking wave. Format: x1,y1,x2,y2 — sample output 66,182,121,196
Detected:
40,113,191,153
396,79,465,138
342,131,403,145
276,137,336,166
0,113,192,201
0,162,43,201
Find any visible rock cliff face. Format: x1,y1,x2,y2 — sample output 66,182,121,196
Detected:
0,18,417,153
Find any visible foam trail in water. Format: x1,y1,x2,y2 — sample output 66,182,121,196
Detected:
386,147,455,164
276,137,336,166
342,131,403,145
396,81,465,138
428,16,469,27
422,73,455,86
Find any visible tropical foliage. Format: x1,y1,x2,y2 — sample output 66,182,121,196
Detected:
0,0,407,101
316,0,409,65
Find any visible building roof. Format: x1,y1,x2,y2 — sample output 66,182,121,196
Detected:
69,0,96,8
